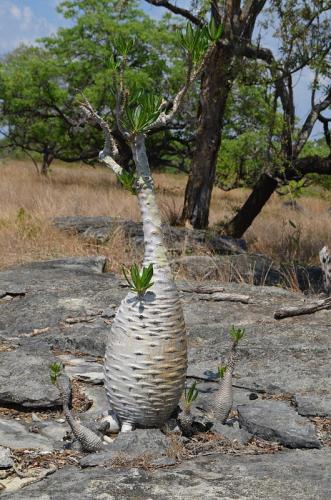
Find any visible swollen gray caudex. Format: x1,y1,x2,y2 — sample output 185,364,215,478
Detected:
79,26,217,430
104,133,187,428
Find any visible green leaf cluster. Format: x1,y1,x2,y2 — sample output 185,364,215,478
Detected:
114,34,136,57
117,170,136,193
121,94,163,134
206,18,223,42
230,326,245,343
122,263,154,295
50,362,62,385
179,23,209,64
184,381,199,404
217,364,227,379
0,0,183,167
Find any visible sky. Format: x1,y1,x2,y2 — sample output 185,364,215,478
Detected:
0,0,326,136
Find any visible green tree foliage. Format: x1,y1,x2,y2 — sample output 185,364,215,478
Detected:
0,45,101,172
0,0,186,173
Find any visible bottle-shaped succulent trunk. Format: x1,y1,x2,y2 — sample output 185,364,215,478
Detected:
104,134,187,428
212,348,237,424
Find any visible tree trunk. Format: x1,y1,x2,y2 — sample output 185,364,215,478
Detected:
223,174,278,238
41,150,53,176
223,155,331,238
181,47,234,229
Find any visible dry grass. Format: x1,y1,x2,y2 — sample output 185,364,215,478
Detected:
0,159,330,273
211,185,331,266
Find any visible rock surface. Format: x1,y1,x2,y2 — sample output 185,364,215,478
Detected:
0,350,62,409
172,254,324,292
212,422,252,445
0,446,13,469
294,393,331,417
0,258,330,497
80,429,171,468
0,418,64,451
53,217,324,292
0,260,329,411
238,400,320,448
4,449,331,500
54,215,247,254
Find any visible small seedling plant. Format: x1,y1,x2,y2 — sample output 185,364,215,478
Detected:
230,325,245,345
122,263,154,296
50,362,62,385
217,364,227,379
183,380,199,411
217,327,245,378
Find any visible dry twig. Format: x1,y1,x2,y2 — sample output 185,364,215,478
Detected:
274,297,331,319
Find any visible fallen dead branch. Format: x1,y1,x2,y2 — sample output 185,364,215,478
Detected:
274,297,331,319
197,292,250,304
64,315,97,324
178,284,225,294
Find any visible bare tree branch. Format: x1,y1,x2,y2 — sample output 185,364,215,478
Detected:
240,0,267,39
211,1,222,24
294,87,331,156
144,0,202,26
79,96,123,175
318,112,331,152
292,155,331,177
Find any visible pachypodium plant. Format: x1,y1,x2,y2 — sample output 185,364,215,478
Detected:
80,21,220,431
211,326,245,424
50,363,104,452
179,381,199,435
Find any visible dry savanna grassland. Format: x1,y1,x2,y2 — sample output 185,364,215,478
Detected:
0,160,330,278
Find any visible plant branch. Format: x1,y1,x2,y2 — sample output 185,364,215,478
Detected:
79,96,123,175
294,86,331,156
240,0,267,39
144,0,203,26
318,112,331,152
149,43,215,130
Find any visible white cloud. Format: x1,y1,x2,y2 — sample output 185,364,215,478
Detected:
0,2,58,54
21,6,33,31
9,4,21,19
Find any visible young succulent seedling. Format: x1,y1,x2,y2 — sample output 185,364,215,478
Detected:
230,325,245,345
211,326,245,424
179,381,199,435
122,263,154,296
217,364,227,379
183,381,199,408
50,362,104,452
50,362,62,385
